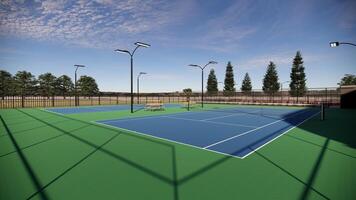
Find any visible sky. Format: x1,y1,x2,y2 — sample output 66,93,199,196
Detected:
0,0,355,92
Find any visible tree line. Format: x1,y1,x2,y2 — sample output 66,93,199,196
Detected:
0,70,99,99
205,51,308,97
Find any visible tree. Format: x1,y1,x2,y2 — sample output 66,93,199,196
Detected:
339,74,356,86
55,75,74,98
38,73,56,98
183,88,193,110
241,73,252,93
263,61,280,95
223,61,236,96
77,75,99,97
183,88,192,98
289,51,307,98
0,70,13,99
206,69,218,95
13,71,37,96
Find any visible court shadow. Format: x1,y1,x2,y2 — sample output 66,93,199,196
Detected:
11,107,354,200
0,115,50,200
293,108,356,149
298,138,330,200
17,109,180,200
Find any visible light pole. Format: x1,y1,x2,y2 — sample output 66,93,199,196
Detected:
137,72,147,104
74,64,85,106
115,42,150,113
329,41,356,48
218,81,224,88
189,61,218,108
280,80,289,103
280,81,290,92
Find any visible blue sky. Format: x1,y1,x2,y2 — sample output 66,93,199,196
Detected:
0,0,355,92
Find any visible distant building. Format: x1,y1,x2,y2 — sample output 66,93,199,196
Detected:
340,85,356,109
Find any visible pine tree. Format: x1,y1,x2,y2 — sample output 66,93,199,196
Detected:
223,61,236,96
262,61,280,95
206,69,218,95
289,51,307,100
241,73,252,93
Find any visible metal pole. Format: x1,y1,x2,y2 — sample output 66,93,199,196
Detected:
201,69,204,108
130,55,133,113
75,70,77,106
137,75,139,104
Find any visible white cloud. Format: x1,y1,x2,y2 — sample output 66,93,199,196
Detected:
0,0,186,48
239,51,323,69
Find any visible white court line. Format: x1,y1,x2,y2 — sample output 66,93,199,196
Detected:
41,108,65,116
201,113,245,121
96,120,246,159
44,106,318,159
163,116,257,128
97,115,167,123
96,110,248,124
240,111,321,158
203,109,312,149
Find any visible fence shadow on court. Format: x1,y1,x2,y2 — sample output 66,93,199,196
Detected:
12,109,180,200
0,115,50,200
3,107,354,200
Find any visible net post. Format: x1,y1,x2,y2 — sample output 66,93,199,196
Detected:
320,102,325,121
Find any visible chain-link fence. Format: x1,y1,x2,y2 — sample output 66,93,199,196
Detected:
0,87,340,109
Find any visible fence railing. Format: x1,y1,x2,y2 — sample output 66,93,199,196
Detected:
0,87,340,109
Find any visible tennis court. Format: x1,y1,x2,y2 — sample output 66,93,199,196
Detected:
46,104,182,114
97,106,320,158
1,104,355,200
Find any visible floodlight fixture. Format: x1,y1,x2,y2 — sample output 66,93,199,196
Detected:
188,64,200,68
137,72,147,104
135,42,151,48
329,41,356,48
188,60,218,108
114,49,131,54
74,64,86,106
329,42,339,48
114,41,150,113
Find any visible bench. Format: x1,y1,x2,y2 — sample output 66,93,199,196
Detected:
145,101,164,111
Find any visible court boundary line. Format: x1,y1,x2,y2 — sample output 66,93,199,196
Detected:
95,121,245,159
42,107,318,159
203,109,312,149
95,109,318,159
240,111,321,158
163,115,258,128
201,113,246,121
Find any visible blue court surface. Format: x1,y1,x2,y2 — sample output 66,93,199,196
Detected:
46,104,181,114
97,107,320,158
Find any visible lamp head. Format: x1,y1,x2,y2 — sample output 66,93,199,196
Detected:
114,49,130,54
330,42,339,47
74,64,85,68
135,42,151,48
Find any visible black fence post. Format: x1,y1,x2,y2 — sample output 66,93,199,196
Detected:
52,95,55,107
325,88,328,106
21,95,24,108
99,94,101,105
